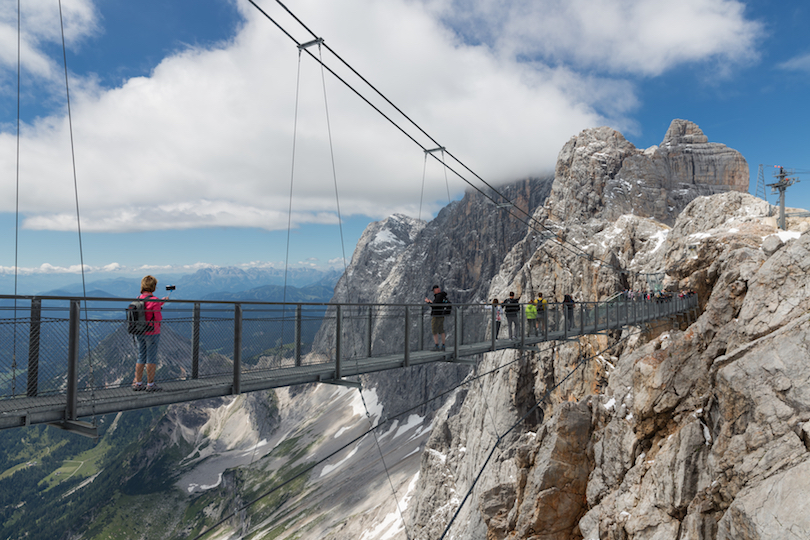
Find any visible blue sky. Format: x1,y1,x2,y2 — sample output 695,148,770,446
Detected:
1,0,809,284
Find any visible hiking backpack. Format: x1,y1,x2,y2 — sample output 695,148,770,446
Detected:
126,297,153,335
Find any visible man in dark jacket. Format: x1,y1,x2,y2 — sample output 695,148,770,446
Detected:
503,291,520,339
564,294,575,330
425,285,449,351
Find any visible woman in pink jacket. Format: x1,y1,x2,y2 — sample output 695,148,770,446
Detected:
132,275,167,392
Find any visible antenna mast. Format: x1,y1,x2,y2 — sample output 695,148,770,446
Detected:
766,166,798,230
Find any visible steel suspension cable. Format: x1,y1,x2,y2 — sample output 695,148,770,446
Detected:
282,50,302,306
191,339,558,540
441,149,451,205
418,153,428,221
316,42,350,286
278,49,303,364
357,386,414,540
314,39,407,532
270,0,589,244
12,0,21,396
247,0,657,283
58,0,96,422
312,34,409,526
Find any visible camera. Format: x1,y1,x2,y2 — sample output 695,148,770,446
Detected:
166,285,176,291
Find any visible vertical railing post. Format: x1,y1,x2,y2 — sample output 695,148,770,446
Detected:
27,298,42,397
491,303,496,351
295,304,302,367
520,304,525,348
563,303,568,340
232,304,242,395
420,309,425,351
632,298,636,325
625,297,629,325
453,306,459,361
459,305,464,347
543,304,548,341
404,306,410,368
335,305,342,379
66,300,80,421
579,302,584,336
367,305,373,358
614,300,618,330
192,302,200,379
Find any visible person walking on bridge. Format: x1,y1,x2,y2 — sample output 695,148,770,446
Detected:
132,275,167,392
487,298,504,339
425,285,449,351
525,297,538,337
503,291,520,340
536,292,548,334
563,293,575,331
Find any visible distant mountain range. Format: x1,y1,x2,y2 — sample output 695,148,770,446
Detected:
0,266,341,301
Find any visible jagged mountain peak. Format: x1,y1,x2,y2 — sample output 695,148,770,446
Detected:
548,119,749,226
662,118,709,145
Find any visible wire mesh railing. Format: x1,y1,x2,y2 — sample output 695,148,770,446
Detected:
0,293,699,405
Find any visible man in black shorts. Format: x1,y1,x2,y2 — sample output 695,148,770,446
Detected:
425,285,448,351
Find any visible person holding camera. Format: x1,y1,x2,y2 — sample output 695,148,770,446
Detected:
132,275,168,392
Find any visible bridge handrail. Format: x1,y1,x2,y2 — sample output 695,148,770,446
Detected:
0,293,699,431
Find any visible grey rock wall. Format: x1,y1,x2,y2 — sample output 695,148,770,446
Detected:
403,118,810,540
548,119,749,226
406,190,810,540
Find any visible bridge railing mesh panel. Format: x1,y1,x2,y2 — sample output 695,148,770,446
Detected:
0,294,699,401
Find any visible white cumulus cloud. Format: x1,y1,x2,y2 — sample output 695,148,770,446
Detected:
0,0,763,235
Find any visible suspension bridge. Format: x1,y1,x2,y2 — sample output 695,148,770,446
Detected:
0,293,698,436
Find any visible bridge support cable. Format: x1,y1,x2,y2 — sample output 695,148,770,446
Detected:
281,32,361,376
358,383,415,540
418,153,428,221
249,1,588,272
248,0,660,284
233,304,243,395
191,337,566,540
192,303,201,379
54,0,100,429
279,48,304,365
12,0,21,397
420,147,451,210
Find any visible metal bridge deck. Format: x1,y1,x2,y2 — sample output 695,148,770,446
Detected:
0,294,698,434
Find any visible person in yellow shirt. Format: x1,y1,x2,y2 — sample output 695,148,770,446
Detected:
535,292,548,334
525,298,538,336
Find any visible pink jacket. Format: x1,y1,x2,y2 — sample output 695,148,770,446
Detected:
140,292,164,335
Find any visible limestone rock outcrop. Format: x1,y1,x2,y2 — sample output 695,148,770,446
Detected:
404,120,810,540
548,119,749,226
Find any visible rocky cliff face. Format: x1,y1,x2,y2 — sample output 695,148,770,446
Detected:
52,119,791,540
549,119,749,226
404,121,810,540
317,176,554,419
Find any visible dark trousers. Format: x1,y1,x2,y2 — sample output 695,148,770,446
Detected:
506,315,518,338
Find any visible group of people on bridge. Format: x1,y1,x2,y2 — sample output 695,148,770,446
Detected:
489,291,575,339
622,289,696,302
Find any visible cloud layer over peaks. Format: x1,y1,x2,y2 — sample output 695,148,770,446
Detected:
0,0,762,234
